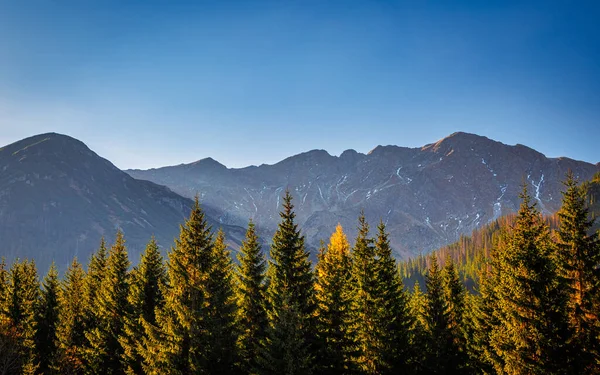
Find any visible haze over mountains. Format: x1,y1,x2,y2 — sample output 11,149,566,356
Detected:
0,132,598,273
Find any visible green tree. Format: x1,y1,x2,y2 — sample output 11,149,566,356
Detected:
85,231,131,375
140,197,215,374
35,262,61,374
236,220,268,374
556,172,600,372
314,224,359,374
372,221,414,374
203,229,240,373
490,187,571,374
83,239,108,335
423,255,454,374
351,212,379,374
262,191,316,375
1,259,40,374
55,258,87,374
442,259,469,372
120,237,167,375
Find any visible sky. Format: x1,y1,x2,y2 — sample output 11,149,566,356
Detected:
0,0,599,169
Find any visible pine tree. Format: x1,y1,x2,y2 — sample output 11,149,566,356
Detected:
85,231,131,375
442,259,468,372
408,281,427,374
55,258,87,375
236,220,268,374
1,259,40,374
35,262,61,374
490,186,571,374
84,238,108,332
262,191,316,375
423,254,454,374
203,229,240,373
351,212,379,374
556,172,600,372
372,221,414,374
120,237,167,375
314,224,359,374
140,197,215,374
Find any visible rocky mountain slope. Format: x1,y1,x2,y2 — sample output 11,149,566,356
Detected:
127,132,599,259
0,133,245,273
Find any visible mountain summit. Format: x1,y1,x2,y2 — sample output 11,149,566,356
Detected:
127,132,599,259
0,133,244,272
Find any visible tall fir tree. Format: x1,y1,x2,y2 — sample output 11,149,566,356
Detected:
120,237,167,375
408,280,427,374
236,220,268,374
55,258,87,375
262,191,316,375
423,255,454,374
490,186,571,375
556,172,600,372
35,262,61,374
140,197,215,374
314,224,359,374
203,229,240,373
372,221,414,374
1,259,40,374
351,212,379,374
84,238,108,333
442,259,469,372
85,231,131,375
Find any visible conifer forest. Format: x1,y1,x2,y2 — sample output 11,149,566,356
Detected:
1,172,599,375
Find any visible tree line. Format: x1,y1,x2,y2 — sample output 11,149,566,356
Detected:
0,173,599,374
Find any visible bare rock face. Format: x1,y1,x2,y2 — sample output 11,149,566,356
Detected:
127,132,599,259
0,133,245,273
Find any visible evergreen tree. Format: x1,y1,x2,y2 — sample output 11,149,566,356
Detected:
120,237,167,375
203,229,240,373
490,187,571,374
35,262,61,374
140,197,215,374
1,259,40,374
351,212,379,374
262,191,316,375
55,258,87,374
236,220,268,374
314,224,359,374
442,259,469,372
423,254,454,374
83,238,108,333
372,221,414,374
408,281,427,374
556,172,600,372
85,231,131,375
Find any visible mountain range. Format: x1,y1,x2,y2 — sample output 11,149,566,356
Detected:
0,132,598,273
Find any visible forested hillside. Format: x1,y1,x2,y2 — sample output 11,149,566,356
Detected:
1,174,598,374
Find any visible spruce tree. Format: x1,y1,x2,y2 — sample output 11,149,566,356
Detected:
442,259,469,372
556,172,600,372
203,229,240,373
36,262,61,374
490,187,571,374
84,238,108,332
314,224,358,374
262,191,316,375
236,220,268,374
85,231,131,375
423,255,454,374
408,281,427,374
1,259,40,374
55,258,87,374
372,221,414,374
140,197,215,374
351,212,379,374
120,237,167,375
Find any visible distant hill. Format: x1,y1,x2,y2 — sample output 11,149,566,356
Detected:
0,133,245,273
127,132,599,259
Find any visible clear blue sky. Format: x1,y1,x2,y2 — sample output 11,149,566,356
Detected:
1,0,598,169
